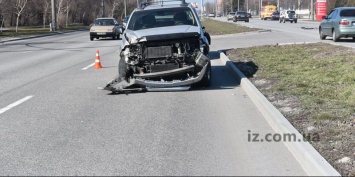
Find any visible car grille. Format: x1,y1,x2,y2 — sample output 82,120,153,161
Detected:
146,46,172,59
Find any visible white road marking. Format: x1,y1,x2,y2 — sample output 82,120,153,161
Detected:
81,63,95,70
0,96,33,115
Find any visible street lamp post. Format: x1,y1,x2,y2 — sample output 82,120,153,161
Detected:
51,0,56,31
124,0,127,17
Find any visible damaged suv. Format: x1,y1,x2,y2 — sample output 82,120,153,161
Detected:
104,0,211,93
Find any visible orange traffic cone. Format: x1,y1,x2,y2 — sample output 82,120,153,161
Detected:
94,50,103,69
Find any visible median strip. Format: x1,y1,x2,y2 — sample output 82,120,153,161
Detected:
0,96,33,115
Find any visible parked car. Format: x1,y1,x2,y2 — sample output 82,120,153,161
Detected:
208,13,215,18
104,0,212,92
227,12,235,21
233,11,249,22
90,18,121,41
319,7,355,42
279,10,297,23
271,12,280,20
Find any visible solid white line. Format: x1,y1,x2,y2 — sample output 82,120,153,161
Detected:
81,63,95,70
0,96,33,115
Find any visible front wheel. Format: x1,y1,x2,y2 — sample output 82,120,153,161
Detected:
319,28,326,40
90,37,94,41
295,20,297,23
245,20,249,23
199,62,212,87
117,34,120,40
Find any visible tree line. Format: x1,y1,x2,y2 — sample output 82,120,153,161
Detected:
0,0,142,29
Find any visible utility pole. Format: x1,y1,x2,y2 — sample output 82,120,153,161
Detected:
277,0,280,11
311,0,314,20
246,0,249,12
231,0,233,12
124,0,127,17
101,0,104,17
51,0,56,31
238,0,239,11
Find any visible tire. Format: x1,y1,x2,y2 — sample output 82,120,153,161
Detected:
353,37,355,41
90,37,94,41
117,34,120,40
199,62,211,87
319,28,326,40
112,35,116,40
295,20,297,23
332,30,339,42
291,20,293,23
245,20,249,23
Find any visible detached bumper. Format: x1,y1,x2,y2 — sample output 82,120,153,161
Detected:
104,51,210,92
104,64,207,92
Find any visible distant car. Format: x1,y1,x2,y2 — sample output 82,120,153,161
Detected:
208,13,215,18
279,10,297,23
319,7,355,42
247,12,252,18
216,13,221,17
233,11,249,22
122,15,130,32
90,18,121,41
227,12,235,21
271,12,280,20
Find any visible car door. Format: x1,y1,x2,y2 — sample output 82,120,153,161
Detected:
322,10,336,35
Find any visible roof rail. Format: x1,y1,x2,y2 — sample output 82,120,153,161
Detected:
139,0,188,9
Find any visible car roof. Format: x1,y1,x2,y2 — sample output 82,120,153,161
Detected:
334,7,355,10
95,18,115,20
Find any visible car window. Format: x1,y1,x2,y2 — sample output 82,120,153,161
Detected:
95,19,115,26
327,10,335,19
128,7,197,31
340,9,355,17
237,12,247,14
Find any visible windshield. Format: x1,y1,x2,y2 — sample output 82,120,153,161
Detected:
94,19,115,26
127,7,197,31
237,12,247,15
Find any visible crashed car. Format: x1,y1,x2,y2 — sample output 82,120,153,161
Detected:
104,0,211,93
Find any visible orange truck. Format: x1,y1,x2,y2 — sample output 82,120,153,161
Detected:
260,5,277,20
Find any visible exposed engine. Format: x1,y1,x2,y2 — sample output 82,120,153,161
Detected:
121,36,202,80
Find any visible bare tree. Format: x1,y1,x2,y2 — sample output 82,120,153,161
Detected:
65,0,72,27
110,0,119,18
56,0,63,29
43,0,50,28
14,0,28,33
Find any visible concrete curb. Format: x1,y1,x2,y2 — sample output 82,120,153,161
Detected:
0,28,89,43
219,51,341,176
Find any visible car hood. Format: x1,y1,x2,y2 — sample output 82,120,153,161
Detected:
123,25,201,45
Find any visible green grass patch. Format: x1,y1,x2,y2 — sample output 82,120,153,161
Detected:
201,18,260,35
0,24,88,38
227,43,355,121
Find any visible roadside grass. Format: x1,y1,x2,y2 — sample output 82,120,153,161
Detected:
201,18,260,35
226,42,355,176
0,24,88,38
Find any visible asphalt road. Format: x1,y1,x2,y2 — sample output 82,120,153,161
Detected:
0,19,328,175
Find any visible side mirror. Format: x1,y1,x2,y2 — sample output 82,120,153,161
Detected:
322,16,327,19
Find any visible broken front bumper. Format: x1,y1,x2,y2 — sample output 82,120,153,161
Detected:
103,52,209,92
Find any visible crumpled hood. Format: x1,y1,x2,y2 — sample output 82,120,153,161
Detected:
123,25,201,45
